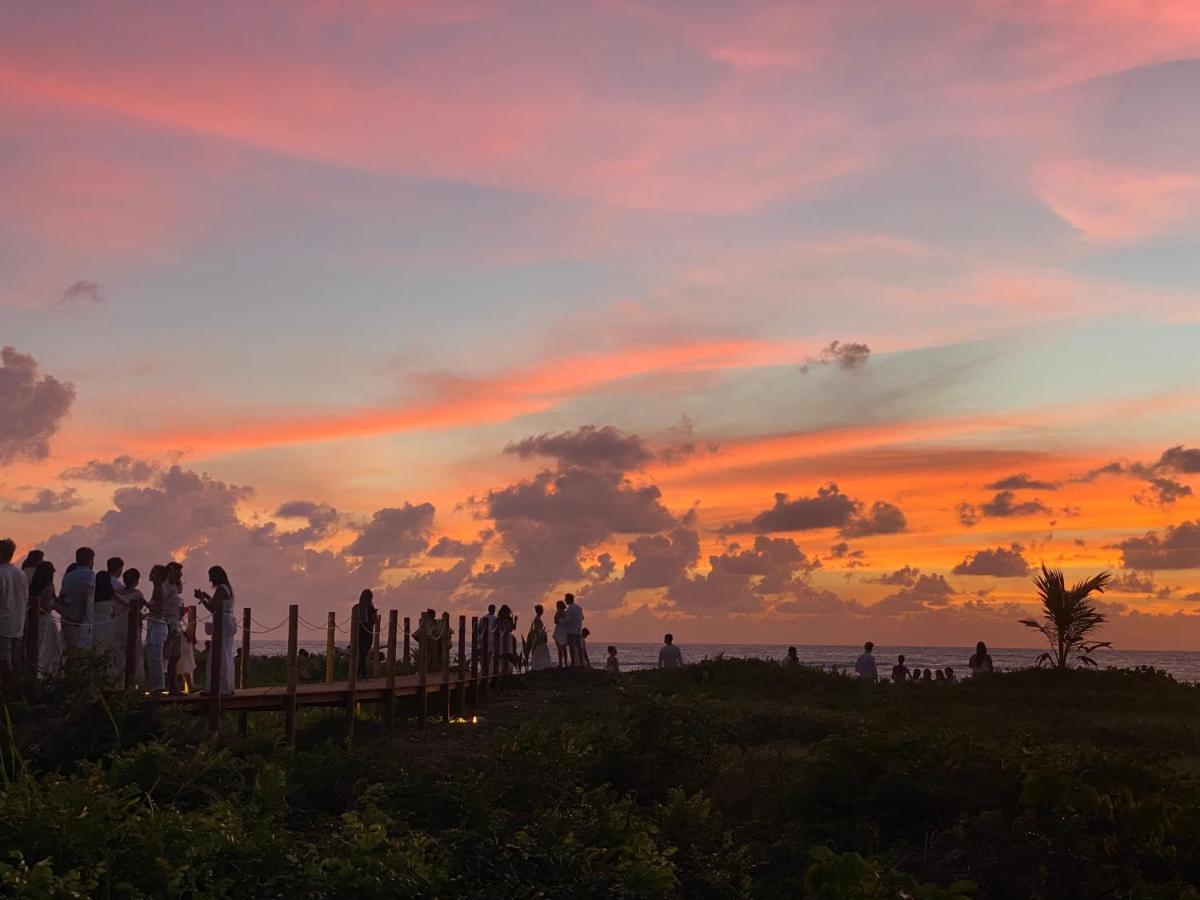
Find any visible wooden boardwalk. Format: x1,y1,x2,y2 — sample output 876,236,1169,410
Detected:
139,604,515,743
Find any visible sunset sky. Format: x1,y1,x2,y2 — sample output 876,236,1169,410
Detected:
3,1,1200,649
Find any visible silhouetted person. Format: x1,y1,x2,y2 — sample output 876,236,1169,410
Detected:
113,568,145,681
855,641,878,683
605,645,620,675
60,547,97,653
195,565,236,696
93,556,124,674
552,599,568,667
785,646,799,666
355,589,377,679
892,654,909,682
922,668,933,682
20,549,43,586
564,593,584,667
935,668,946,682
144,565,169,693
0,539,27,690
163,562,184,693
945,666,956,683
658,633,682,670
29,560,60,679
478,603,497,644
580,626,592,669
969,641,994,677
527,603,551,671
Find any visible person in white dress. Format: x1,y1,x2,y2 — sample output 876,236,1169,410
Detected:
854,641,878,683
93,557,125,680
29,562,62,679
194,565,237,696
527,604,552,671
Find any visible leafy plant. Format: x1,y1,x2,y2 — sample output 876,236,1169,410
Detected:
1020,565,1113,668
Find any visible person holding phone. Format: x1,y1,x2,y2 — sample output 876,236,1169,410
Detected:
194,566,236,697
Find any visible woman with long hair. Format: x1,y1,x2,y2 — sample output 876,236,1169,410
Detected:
552,599,568,668
194,565,236,697
968,641,994,677
28,561,61,679
526,603,551,671
144,565,169,693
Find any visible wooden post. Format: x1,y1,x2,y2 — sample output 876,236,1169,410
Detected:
442,612,452,723
284,605,298,746
493,619,501,682
238,606,251,735
123,599,138,688
371,612,382,679
385,610,398,732
417,612,428,730
324,611,335,682
403,616,411,666
469,616,479,709
346,605,359,748
207,603,226,736
457,614,467,715
478,616,489,701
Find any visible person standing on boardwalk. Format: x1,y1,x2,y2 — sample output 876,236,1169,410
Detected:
527,604,552,671
93,556,124,676
28,561,61,679
658,633,683,670
195,566,236,697
854,641,878,683
0,539,28,691
969,641,994,677
163,562,184,692
563,593,584,667
552,599,569,667
112,567,144,681
144,565,169,693
59,547,97,653
20,550,43,586
355,589,377,679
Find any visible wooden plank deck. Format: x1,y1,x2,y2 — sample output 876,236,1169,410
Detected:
151,671,498,712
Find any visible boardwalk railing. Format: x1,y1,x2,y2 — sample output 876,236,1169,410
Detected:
144,605,518,745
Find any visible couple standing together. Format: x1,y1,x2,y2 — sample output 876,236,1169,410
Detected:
551,593,586,667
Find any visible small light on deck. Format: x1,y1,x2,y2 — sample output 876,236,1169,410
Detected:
448,716,479,725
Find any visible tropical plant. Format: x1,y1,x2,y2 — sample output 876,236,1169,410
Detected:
1020,565,1113,668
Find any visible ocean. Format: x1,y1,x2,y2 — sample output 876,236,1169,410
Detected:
250,640,1200,682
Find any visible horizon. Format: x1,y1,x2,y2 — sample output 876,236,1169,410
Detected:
4,2,1200,651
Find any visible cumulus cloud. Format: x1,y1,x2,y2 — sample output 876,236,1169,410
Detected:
841,501,907,537
0,346,76,464
1157,446,1200,474
272,500,341,547
668,535,822,614
476,425,678,605
951,543,1031,577
4,487,83,514
959,490,1052,525
656,415,716,466
505,424,653,472
985,473,1059,490
871,573,956,614
55,280,106,308
799,340,871,374
871,565,921,587
1109,571,1157,595
60,455,160,483
1116,521,1200,571
725,484,906,538
344,503,435,564
1134,476,1193,509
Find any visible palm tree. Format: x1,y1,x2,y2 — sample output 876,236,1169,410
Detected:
1019,565,1113,668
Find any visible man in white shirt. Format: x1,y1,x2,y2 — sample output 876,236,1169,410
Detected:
854,641,878,683
563,593,584,667
658,633,683,670
0,539,29,689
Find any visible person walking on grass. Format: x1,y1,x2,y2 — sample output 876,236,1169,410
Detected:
563,593,584,667
855,641,878,683
0,539,28,692
658,633,683,670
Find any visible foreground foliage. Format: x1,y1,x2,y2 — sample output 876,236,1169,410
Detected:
3,658,1200,897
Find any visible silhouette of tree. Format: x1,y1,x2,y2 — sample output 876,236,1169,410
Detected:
1020,565,1112,668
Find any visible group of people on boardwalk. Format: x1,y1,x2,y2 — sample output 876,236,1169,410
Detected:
846,640,996,683
0,538,236,696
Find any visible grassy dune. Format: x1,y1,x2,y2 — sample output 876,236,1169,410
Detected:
3,658,1200,898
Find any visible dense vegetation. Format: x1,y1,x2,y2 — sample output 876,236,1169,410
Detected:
3,656,1200,898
